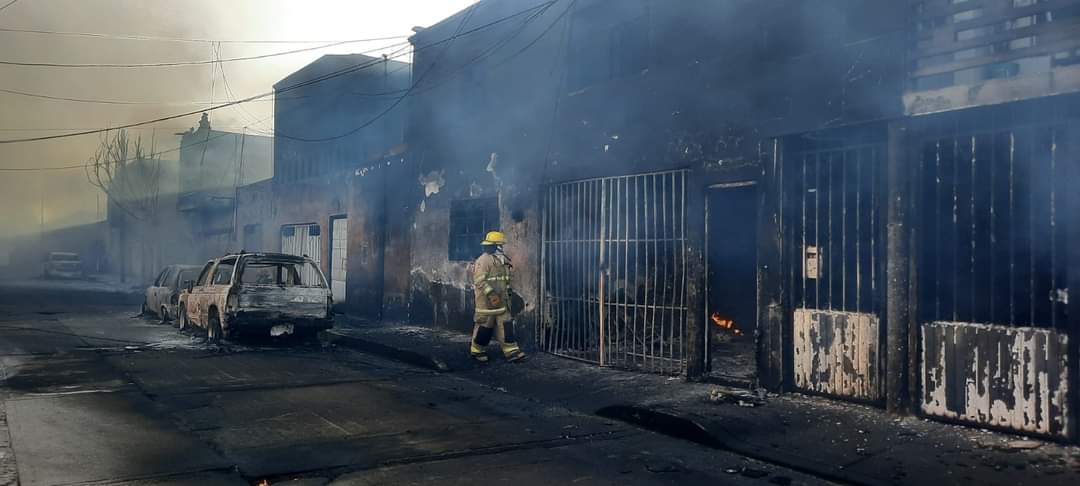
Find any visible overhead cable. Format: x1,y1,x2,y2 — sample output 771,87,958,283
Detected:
0,26,406,45
0,0,557,145
0,38,406,68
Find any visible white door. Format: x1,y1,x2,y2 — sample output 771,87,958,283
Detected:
280,224,322,285
330,218,347,303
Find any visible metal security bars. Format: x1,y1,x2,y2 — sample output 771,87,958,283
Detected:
781,128,887,401
783,130,886,314
915,114,1072,329
540,170,688,374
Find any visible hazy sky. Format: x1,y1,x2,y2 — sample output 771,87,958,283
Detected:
0,0,475,238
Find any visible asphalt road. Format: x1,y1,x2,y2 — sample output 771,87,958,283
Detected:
0,280,831,486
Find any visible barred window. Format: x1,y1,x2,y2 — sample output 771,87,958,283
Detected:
449,198,499,262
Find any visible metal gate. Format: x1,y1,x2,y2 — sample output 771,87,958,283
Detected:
783,128,886,402
540,170,688,374
281,223,322,285
913,109,1074,439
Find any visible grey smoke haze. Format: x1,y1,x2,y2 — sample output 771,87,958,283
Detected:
0,0,473,240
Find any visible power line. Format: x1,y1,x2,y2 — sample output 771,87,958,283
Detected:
0,38,408,68
274,3,480,143
271,0,562,116
0,162,86,172
404,1,559,99
0,126,268,131
0,40,412,106
0,0,18,14
0,0,567,170
0,86,271,105
0,115,273,172
220,0,560,143
0,55,394,144
0,84,413,106
0,26,407,45
0,1,557,145
216,42,274,134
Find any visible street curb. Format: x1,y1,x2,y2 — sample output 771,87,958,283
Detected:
0,400,17,486
597,404,876,486
327,331,451,372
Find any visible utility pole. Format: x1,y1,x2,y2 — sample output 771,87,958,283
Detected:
39,171,45,240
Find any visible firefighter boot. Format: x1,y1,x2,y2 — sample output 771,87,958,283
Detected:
500,319,527,362
471,325,494,363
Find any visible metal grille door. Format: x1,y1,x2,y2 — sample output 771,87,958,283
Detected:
540,170,688,374
916,122,1069,329
914,112,1074,438
783,129,886,402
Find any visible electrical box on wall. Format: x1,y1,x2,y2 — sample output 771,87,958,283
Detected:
805,246,819,280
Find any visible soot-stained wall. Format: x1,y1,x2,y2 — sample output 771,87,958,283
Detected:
402,0,908,362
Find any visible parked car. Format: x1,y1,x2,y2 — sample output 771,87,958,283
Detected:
143,264,201,324
42,252,83,279
177,252,333,342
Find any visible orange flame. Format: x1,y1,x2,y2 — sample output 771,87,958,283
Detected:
711,312,743,336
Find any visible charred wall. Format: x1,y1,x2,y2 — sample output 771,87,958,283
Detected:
403,0,908,374
263,53,410,320
404,0,565,336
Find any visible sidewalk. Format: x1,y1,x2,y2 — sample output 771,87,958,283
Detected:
0,398,16,486
328,321,1080,486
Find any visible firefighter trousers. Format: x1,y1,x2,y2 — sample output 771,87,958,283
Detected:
470,312,522,357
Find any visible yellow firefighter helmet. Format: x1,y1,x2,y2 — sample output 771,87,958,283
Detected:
482,231,507,246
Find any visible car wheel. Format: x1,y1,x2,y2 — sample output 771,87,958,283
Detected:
160,306,170,325
207,311,223,344
178,307,188,332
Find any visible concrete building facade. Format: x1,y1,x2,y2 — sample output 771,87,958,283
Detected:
386,0,1080,441
159,0,1080,442
259,54,411,316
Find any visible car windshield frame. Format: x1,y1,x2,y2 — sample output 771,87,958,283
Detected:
238,257,327,288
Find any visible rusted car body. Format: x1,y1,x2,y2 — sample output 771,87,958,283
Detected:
177,252,333,341
143,264,201,323
42,252,83,279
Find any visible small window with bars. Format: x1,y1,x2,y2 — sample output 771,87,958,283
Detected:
449,198,499,262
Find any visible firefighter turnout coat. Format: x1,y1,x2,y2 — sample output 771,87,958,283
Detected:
473,251,512,317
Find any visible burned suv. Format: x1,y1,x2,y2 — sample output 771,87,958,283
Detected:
177,252,333,342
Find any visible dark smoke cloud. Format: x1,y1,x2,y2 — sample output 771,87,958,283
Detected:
0,0,473,243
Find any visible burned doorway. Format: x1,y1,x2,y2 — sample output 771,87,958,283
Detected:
281,223,322,285
540,170,688,374
329,216,348,305
706,182,758,384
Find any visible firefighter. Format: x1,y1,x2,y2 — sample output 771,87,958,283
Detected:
470,231,527,363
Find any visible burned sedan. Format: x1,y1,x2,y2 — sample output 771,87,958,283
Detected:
177,252,333,342
143,264,201,324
